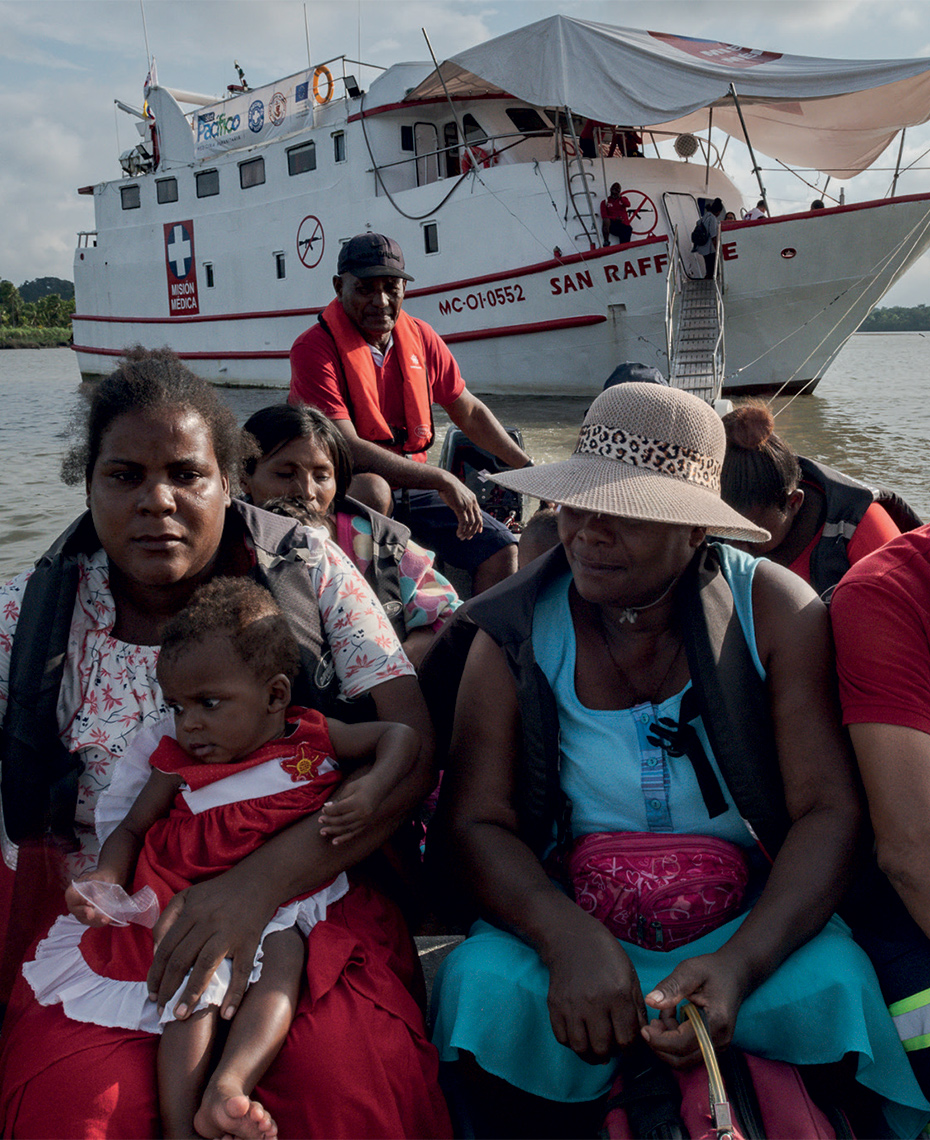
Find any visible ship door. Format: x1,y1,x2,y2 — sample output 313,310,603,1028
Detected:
414,123,440,187
663,191,704,279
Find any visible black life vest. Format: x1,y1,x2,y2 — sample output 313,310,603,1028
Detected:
799,456,922,600
0,499,350,847
337,496,410,642
422,543,789,862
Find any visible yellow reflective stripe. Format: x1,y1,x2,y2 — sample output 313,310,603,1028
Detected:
902,1033,930,1054
890,988,930,1017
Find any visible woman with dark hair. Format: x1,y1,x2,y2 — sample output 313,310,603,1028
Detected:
0,348,451,1138
721,401,905,597
694,197,724,279
241,403,460,668
428,383,927,1138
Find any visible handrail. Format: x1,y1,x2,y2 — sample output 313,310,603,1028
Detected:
665,225,686,369
710,244,726,400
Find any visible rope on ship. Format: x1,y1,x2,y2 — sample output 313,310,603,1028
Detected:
725,203,930,407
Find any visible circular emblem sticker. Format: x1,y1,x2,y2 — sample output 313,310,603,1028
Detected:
624,190,659,236
297,215,325,268
248,100,264,133
269,92,287,126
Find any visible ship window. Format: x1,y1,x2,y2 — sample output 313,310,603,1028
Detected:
240,157,265,188
120,185,140,210
333,131,346,163
401,126,415,152
443,122,460,177
275,251,286,279
462,113,488,145
197,170,219,198
156,178,178,204
204,263,215,288
506,108,550,135
288,142,316,175
423,223,439,255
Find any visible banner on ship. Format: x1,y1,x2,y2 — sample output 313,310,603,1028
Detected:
193,70,316,159
164,220,200,315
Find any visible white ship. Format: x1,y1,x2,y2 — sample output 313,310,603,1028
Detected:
72,16,930,398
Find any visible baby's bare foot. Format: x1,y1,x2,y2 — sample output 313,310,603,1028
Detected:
193,1086,277,1140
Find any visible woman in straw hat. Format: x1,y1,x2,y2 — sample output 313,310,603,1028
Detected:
429,383,928,1137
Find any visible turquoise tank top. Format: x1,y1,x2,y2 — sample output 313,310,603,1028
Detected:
531,543,762,846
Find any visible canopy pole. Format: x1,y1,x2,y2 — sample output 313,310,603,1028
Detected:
705,107,713,189
891,128,907,198
729,83,769,216
422,27,480,172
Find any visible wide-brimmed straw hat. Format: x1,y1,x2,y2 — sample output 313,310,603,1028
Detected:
492,383,770,542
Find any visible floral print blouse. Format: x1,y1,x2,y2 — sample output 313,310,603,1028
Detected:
0,530,414,873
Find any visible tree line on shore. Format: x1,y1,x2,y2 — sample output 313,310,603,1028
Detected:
859,304,930,332
1,278,75,332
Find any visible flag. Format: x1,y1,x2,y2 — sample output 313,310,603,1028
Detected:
143,56,158,117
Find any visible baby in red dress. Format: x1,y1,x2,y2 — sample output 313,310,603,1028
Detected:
26,577,420,1140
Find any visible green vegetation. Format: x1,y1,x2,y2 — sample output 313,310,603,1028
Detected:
860,305,930,332
0,327,72,349
0,278,75,347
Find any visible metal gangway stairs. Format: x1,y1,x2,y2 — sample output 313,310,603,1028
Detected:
666,229,726,405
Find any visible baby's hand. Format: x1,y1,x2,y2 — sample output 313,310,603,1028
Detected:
319,785,378,845
65,873,120,927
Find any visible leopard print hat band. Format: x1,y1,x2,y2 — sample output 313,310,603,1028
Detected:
490,382,770,542
574,423,722,490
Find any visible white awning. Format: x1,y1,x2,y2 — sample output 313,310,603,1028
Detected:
404,16,930,178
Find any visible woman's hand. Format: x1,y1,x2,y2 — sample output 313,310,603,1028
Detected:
544,920,647,1064
641,949,751,1067
147,872,274,1021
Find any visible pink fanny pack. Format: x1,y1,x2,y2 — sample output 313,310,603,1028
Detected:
567,831,750,951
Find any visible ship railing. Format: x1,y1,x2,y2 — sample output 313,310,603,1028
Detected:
76,231,97,249
711,250,726,402
665,226,685,367
371,131,544,191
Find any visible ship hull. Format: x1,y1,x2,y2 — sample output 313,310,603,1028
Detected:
72,85,930,397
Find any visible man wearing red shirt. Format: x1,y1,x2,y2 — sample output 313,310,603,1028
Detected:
289,233,529,593
600,183,632,247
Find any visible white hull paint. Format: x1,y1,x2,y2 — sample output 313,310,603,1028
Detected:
72,65,930,397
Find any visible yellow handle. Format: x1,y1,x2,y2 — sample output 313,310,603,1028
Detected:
682,1001,734,1140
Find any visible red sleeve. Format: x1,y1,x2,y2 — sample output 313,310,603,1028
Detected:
599,199,608,219
832,559,930,734
416,319,466,407
846,502,901,566
288,323,350,420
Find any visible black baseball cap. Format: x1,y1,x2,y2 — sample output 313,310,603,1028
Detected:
603,361,668,389
337,233,414,281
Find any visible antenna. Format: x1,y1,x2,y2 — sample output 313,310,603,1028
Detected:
139,0,151,69
304,4,311,70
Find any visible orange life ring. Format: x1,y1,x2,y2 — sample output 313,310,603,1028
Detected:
312,65,334,105
461,145,498,174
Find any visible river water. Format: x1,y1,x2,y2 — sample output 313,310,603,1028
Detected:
1,337,928,582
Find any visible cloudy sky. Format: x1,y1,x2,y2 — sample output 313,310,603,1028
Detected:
4,0,930,304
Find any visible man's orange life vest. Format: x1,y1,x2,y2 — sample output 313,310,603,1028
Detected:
318,300,434,455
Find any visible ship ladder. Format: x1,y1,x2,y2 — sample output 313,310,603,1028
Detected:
559,116,599,248
668,276,725,404
567,166,599,248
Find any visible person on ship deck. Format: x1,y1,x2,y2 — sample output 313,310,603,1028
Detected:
0,347,451,1139
289,232,531,595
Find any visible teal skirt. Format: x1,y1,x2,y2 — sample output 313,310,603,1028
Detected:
431,914,930,1138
